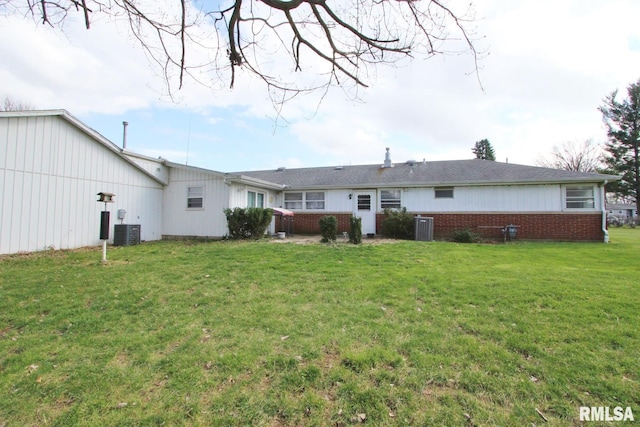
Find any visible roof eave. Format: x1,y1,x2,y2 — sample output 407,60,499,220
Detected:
281,176,621,190
224,174,286,190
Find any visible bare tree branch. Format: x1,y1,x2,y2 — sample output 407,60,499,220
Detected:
536,140,604,172
4,0,484,105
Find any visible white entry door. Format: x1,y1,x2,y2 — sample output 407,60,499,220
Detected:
353,191,376,235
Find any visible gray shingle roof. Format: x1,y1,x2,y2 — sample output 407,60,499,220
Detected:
233,159,619,190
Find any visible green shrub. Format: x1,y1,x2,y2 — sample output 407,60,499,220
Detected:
224,207,273,239
319,215,338,243
381,208,414,239
349,216,362,244
451,228,481,243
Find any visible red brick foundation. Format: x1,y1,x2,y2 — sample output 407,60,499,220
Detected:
290,212,605,241
289,213,353,235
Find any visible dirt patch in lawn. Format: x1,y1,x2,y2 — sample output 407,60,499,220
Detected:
269,234,400,245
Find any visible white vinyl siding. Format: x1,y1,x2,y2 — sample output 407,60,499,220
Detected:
162,167,230,238
380,189,401,209
401,185,566,212
0,114,164,254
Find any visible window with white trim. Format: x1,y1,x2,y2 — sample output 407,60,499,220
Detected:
187,186,204,209
381,189,401,209
565,185,595,209
435,187,454,198
284,192,326,210
305,192,325,209
248,191,265,208
284,192,303,209
357,194,371,211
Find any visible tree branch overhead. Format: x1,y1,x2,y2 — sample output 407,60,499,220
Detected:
6,0,483,99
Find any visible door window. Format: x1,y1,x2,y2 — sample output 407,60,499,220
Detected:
357,194,371,211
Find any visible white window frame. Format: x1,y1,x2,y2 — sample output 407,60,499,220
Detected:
247,190,265,208
284,191,326,210
187,186,204,209
564,185,595,209
284,192,303,209
435,187,454,199
380,189,402,209
305,192,325,209
357,194,372,211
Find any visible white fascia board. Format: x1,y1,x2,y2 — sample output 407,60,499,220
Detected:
224,174,286,190
284,177,620,191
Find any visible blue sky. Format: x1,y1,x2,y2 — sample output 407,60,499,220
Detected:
2,0,640,173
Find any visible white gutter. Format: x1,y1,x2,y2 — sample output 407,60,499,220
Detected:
601,180,609,243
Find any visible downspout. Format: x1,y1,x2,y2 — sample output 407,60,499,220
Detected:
601,180,609,243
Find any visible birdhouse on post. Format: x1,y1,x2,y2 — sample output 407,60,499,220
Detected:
97,192,115,203
97,192,116,264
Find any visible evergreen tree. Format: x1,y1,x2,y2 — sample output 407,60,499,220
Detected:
599,79,640,216
472,139,496,160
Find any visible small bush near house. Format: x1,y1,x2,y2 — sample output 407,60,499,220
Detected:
224,207,273,239
319,215,338,242
452,228,481,243
349,215,362,244
381,207,414,239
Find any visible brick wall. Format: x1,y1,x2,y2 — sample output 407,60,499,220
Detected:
290,212,605,241
287,213,353,234
398,213,605,241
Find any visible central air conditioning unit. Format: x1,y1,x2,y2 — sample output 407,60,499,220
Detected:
414,216,434,241
113,224,141,246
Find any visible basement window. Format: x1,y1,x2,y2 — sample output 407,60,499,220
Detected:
187,186,204,209
565,185,595,209
381,189,401,209
435,187,454,198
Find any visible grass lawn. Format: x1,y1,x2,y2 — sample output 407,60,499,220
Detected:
0,229,638,426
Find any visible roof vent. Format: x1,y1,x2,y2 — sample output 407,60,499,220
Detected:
383,147,393,168
334,166,344,170
405,159,417,166
276,166,286,172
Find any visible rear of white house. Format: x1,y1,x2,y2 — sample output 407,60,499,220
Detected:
0,111,621,255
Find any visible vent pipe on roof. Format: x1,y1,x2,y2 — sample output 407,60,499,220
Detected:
383,147,392,168
122,121,129,150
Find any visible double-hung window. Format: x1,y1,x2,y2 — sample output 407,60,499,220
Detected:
565,185,595,209
284,192,303,209
187,186,204,209
381,189,401,209
305,192,325,209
